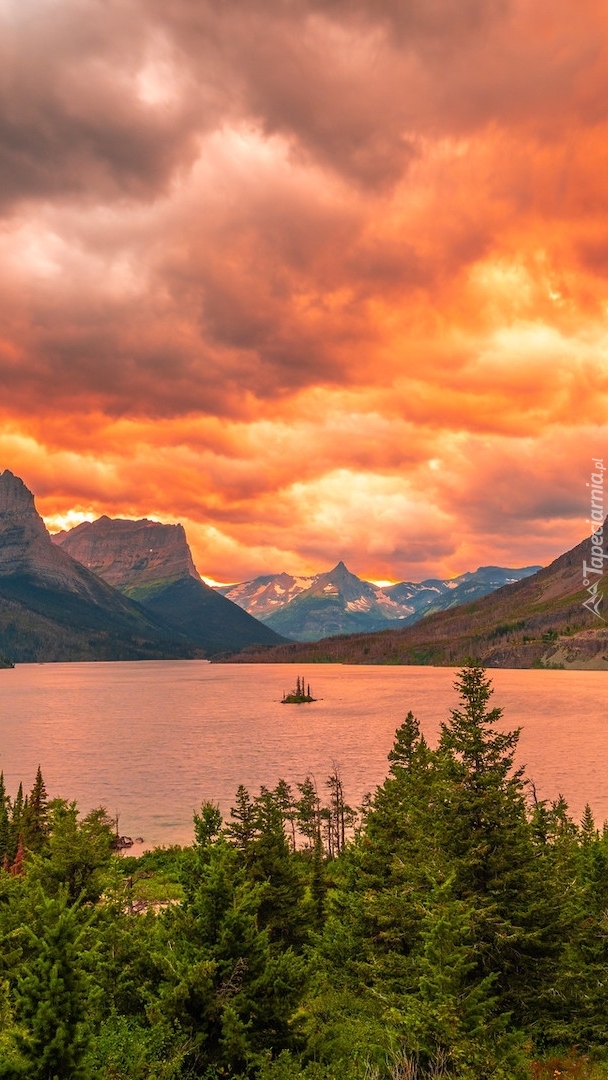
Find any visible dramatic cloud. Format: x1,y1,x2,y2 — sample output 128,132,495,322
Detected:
1,0,607,582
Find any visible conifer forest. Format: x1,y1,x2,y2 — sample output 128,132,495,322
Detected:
2,666,608,1078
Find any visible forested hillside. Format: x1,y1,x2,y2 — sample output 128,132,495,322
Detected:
1,668,608,1078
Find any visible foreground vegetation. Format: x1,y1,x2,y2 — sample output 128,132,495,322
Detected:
1,666,608,1077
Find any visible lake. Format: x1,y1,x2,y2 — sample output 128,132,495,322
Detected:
0,661,606,848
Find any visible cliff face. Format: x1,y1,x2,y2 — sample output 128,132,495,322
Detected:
53,517,200,600
0,471,196,661
0,470,118,597
54,514,286,654
0,470,68,583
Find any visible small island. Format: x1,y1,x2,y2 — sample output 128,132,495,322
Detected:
281,675,316,703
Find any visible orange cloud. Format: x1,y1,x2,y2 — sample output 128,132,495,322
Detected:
1,0,607,583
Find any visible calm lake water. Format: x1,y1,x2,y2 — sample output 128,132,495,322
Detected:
0,661,606,848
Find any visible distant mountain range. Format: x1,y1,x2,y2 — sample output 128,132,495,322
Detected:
0,469,283,663
223,524,608,669
3,466,603,669
218,561,541,641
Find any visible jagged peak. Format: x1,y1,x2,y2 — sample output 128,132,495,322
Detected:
0,470,36,514
328,560,351,576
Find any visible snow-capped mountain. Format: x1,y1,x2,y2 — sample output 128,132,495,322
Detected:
218,562,541,642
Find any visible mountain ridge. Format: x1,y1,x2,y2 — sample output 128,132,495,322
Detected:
218,560,541,641
218,525,608,668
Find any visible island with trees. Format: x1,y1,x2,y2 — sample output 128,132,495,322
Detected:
281,674,316,703
1,665,608,1078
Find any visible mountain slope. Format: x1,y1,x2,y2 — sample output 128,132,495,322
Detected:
221,526,608,669
54,516,285,655
0,470,194,662
220,562,541,641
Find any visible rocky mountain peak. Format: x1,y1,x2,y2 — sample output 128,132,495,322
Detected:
0,470,37,515
53,516,202,598
0,469,56,576
0,469,120,599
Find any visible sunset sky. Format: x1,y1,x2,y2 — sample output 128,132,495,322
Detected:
1,0,607,584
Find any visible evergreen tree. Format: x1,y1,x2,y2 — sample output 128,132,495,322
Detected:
8,785,23,865
193,800,223,849
325,768,352,856
0,773,9,865
295,776,321,849
22,767,48,853
274,779,297,851
250,787,309,948
436,665,564,1033
9,835,24,878
226,784,258,851
397,877,527,1079
37,800,114,903
8,890,95,1079
156,838,306,1076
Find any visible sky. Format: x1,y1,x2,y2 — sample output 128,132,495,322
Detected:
1,0,607,585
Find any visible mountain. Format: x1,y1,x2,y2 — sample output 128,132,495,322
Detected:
219,525,608,668
0,470,193,663
53,516,201,601
53,516,285,656
263,561,393,640
216,572,317,621
219,562,541,642
385,565,544,623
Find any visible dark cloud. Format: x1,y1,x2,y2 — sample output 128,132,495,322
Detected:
0,2,203,208
5,0,604,217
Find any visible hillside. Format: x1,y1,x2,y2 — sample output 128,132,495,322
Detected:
223,525,608,669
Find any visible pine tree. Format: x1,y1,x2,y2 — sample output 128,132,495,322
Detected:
274,779,297,851
309,833,327,927
8,784,24,864
23,766,49,853
156,839,305,1076
193,801,223,849
10,834,24,878
436,664,564,1033
40,800,115,903
437,664,527,896
10,890,94,1079
250,787,308,947
226,785,258,851
397,877,527,1079
295,776,321,849
325,768,356,856
0,773,9,865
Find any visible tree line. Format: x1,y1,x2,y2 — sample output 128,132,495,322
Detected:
1,665,608,1077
